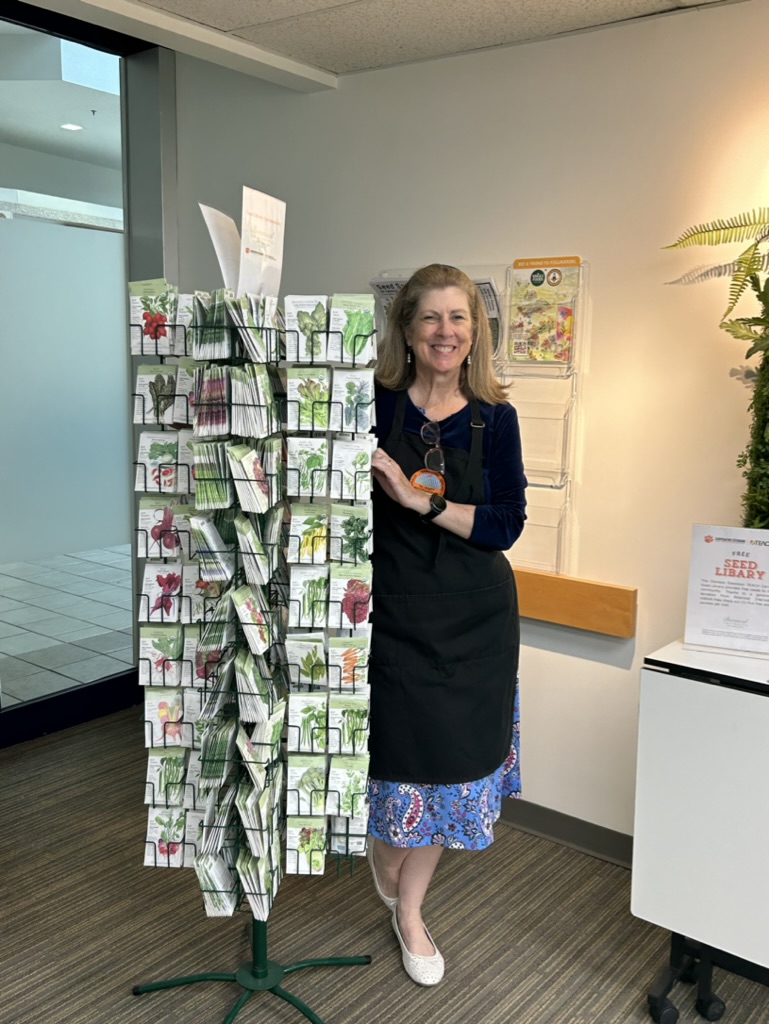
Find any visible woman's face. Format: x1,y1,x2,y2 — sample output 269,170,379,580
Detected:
405,286,473,379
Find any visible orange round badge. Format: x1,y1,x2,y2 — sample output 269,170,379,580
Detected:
409,468,445,495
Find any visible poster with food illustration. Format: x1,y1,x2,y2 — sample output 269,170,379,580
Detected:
506,257,581,364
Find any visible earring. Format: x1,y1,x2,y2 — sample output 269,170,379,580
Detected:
467,352,472,367
407,348,412,365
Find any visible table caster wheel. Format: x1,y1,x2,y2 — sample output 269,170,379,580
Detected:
648,995,679,1023
695,995,725,1021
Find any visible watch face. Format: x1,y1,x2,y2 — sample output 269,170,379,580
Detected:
430,494,447,515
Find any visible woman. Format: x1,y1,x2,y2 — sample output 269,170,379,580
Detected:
367,264,527,986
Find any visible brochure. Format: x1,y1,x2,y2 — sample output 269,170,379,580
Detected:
506,257,581,364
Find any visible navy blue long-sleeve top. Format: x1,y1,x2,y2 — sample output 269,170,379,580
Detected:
374,386,527,551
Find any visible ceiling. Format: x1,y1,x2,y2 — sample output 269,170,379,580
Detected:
0,0,749,171
121,0,742,75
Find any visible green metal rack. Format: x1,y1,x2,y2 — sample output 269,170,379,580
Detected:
133,917,371,1024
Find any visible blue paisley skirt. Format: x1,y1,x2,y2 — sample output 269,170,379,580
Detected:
367,684,521,850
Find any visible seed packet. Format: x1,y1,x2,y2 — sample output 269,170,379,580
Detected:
330,435,375,501
135,431,179,494
139,624,183,686
325,754,370,818
327,694,369,755
284,632,327,689
327,634,370,693
286,816,327,876
329,562,372,629
144,805,186,868
329,504,372,564
283,295,328,363
327,294,376,365
286,437,328,499
287,691,328,753
287,504,328,564
134,365,177,425
286,367,331,431
286,753,328,815
329,368,375,432
145,747,187,806
288,564,329,629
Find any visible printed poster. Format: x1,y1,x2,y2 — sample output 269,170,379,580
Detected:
684,524,769,655
506,256,581,364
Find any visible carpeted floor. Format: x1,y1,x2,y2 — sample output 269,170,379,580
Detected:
1,709,765,1024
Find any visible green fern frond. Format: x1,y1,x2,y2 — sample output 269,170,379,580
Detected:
720,318,767,343
723,242,763,317
665,208,769,249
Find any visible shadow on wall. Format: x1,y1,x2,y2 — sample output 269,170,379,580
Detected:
521,617,636,669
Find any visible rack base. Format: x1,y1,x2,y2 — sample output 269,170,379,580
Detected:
133,919,372,1024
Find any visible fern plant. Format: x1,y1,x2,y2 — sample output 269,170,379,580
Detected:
666,208,769,528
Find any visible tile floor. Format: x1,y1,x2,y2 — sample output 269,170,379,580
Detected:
0,545,135,707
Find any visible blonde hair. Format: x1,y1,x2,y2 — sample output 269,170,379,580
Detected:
375,264,509,404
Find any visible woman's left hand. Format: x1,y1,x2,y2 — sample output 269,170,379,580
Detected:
372,448,428,514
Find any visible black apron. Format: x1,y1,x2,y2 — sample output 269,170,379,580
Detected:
368,389,519,785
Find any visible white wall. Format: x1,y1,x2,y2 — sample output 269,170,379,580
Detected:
173,0,768,835
0,219,131,561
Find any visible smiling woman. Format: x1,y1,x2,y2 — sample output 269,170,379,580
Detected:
365,263,527,985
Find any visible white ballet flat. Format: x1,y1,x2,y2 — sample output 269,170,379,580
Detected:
366,841,398,911
391,909,445,986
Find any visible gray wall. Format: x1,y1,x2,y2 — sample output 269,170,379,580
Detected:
0,218,130,561
171,0,768,834
0,141,123,207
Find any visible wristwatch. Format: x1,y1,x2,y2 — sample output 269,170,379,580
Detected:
421,493,447,522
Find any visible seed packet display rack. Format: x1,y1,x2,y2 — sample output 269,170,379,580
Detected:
129,305,376,1024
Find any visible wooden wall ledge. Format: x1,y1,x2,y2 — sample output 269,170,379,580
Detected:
513,567,637,638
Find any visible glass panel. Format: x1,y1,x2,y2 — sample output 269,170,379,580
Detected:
0,24,131,708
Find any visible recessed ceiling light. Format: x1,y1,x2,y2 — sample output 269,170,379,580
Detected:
60,123,84,131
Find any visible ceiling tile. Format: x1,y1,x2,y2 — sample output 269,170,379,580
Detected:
137,0,361,32
231,0,685,74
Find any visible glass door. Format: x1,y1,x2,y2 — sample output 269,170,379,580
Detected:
0,22,134,712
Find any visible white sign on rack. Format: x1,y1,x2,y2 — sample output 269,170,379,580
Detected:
684,524,769,656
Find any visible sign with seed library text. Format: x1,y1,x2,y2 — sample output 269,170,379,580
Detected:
684,524,769,656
